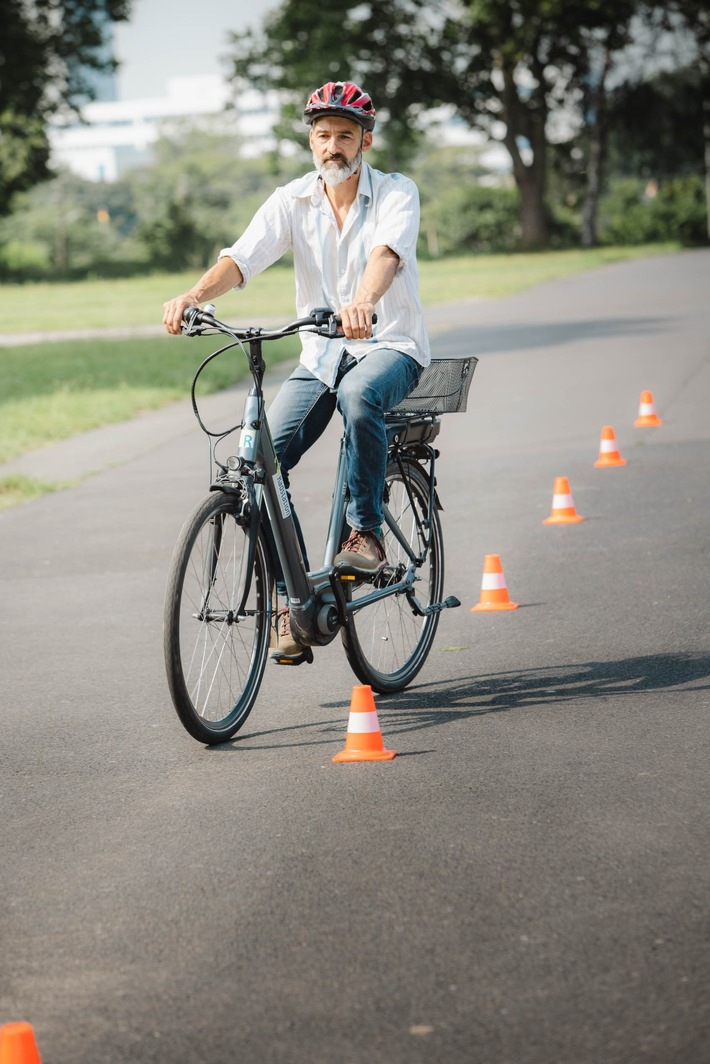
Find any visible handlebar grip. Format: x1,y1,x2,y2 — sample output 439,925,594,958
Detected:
331,312,378,337
183,303,218,334
332,313,378,324
310,308,377,336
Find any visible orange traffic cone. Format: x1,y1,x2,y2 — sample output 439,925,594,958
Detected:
593,425,627,467
543,476,585,524
332,685,397,762
634,390,662,427
0,1023,42,1064
470,554,519,612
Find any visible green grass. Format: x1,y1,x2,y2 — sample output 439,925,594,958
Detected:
0,268,298,333
0,333,301,465
417,244,678,302
0,475,64,511
0,243,681,509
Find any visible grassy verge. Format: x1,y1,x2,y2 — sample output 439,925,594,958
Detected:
0,333,301,466
417,244,678,302
0,475,65,512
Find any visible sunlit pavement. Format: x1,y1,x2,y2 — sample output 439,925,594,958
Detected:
1,249,708,1064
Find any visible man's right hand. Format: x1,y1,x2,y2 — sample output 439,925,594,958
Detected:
163,294,199,335
162,259,243,335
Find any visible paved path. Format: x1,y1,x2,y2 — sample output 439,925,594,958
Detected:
1,250,708,1064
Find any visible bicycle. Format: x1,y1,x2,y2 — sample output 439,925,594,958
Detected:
163,305,476,744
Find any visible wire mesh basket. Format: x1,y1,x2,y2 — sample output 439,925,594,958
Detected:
389,356,478,415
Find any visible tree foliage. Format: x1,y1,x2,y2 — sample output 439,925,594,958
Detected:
227,0,682,247
228,0,440,171
428,0,666,247
0,131,306,279
606,65,706,180
429,0,709,243
0,0,132,210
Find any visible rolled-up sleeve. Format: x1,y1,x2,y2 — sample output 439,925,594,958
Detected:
369,176,420,273
219,188,293,289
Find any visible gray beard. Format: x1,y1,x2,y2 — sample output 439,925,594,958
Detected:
313,149,362,187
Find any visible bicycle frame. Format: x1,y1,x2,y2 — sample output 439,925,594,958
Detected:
215,358,440,650
183,305,452,650
164,304,465,742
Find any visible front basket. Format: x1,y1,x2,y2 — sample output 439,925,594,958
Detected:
390,356,477,415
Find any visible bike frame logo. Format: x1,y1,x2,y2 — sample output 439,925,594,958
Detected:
273,460,292,519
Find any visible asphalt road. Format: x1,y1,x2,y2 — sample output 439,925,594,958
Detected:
1,250,709,1064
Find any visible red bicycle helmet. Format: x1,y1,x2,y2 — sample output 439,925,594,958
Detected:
303,81,376,131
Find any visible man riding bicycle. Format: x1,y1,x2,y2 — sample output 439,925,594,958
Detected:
163,80,431,663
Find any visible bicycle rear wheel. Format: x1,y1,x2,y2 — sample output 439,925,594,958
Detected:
164,491,273,744
341,458,444,693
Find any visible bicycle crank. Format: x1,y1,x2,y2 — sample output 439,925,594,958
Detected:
409,594,461,618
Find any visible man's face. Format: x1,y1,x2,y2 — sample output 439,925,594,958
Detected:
310,116,372,187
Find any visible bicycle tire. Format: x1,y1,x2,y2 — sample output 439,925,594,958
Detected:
341,457,444,693
164,491,273,744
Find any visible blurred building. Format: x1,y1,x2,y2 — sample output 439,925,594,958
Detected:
49,75,510,185
49,75,280,182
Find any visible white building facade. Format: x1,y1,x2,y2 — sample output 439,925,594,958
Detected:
49,74,509,184
49,76,280,182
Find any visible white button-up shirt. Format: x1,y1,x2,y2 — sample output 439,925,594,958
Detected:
219,162,431,388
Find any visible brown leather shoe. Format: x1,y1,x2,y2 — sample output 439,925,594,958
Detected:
270,607,304,658
334,528,387,574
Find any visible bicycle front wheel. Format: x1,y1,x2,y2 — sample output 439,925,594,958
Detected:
341,458,444,693
164,492,273,744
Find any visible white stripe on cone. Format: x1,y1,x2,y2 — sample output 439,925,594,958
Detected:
639,402,655,415
600,438,618,452
481,573,507,590
346,711,381,733
552,493,574,509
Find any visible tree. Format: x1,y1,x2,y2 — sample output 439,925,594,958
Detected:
426,1,669,248
663,0,710,238
227,0,439,172
128,127,305,269
0,0,132,213
228,0,667,248
0,129,309,280
574,1,710,244
606,66,706,181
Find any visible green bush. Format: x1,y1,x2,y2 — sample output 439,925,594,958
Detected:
0,238,52,279
601,176,708,247
419,183,521,256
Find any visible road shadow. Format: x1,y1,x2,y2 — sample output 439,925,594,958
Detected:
435,316,671,358
371,651,710,735
207,651,709,751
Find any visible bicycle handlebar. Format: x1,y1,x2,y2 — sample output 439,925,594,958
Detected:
182,305,377,341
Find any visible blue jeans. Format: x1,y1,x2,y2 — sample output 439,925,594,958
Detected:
267,348,422,582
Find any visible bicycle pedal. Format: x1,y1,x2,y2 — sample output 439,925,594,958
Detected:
270,646,314,666
337,564,390,585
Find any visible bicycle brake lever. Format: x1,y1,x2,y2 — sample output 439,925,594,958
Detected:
183,303,219,336
182,305,202,334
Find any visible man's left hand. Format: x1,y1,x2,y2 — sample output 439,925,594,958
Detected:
338,300,375,340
